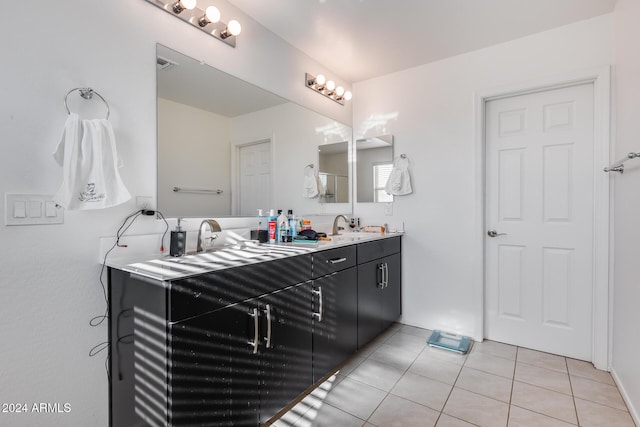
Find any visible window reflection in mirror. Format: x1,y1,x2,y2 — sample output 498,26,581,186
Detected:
356,135,394,203
318,141,349,203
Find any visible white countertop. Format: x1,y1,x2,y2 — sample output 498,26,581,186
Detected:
107,232,402,281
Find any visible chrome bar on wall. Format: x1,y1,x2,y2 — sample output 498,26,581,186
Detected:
173,187,223,195
604,152,640,173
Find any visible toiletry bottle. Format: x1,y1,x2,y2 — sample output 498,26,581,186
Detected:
268,209,277,243
170,218,186,257
277,209,289,242
288,209,297,239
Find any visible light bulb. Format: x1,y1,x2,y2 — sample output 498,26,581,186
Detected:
336,86,345,97
172,0,196,13
227,20,242,36
315,74,326,86
326,80,336,92
344,91,353,101
205,6,220,22
181,0,197,9
198,5,220,26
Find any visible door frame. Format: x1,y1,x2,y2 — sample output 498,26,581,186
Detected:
231,136,274,216
472,66,612,369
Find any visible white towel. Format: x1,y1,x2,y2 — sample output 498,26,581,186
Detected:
385,155,413,196
303,165,319,198
53,113,131,210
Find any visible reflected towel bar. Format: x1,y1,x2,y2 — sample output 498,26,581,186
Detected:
173,187,223,195
604,152,640,173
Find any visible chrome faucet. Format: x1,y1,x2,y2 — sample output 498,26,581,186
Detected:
197,219,222,252
331,215,349,236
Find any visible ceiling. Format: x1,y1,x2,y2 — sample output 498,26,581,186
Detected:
227,0,616,82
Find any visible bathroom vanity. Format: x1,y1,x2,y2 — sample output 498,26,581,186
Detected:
108,234,401,427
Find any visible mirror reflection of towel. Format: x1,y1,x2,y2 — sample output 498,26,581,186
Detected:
53,113,131,210
303,165,319,198
385,156,413,196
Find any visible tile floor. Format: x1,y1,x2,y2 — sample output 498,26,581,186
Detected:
269,324,636,427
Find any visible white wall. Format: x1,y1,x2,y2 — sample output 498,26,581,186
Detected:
158,98,232,217
611,0,640,422
353,15,613,340
0,1,351,426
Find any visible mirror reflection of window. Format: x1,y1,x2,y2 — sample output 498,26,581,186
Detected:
373,162,394,202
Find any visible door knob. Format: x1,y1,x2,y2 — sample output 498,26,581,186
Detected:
487,229,507,238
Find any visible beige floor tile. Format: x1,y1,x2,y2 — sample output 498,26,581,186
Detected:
294,402,365,427
348,358,406,392
514,363,572,395
368,394,440,427
391,371,453,411
516,348,567,373
455,367,513,403
400,324,433,338
570,375,628,411
384,332,428,353
464,351,515,379
369,343,421,370
323,377,387,420
575,397,635,427
472,340,517,361
507,406,576,426
271,400,313,427
435,414,478,426
420,344,468,366
356,338,387,357
337,356,367,377
566,358,615,385
443,388,509,427
511,381,577,425
409,354,463,385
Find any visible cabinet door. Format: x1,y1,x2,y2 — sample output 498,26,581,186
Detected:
313,268,358,382
170,302,261,427
381,253,402,330
357,260,385,348
259,282,313,424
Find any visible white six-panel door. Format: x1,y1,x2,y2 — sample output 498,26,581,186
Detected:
239,140,272,216
485,83,595,361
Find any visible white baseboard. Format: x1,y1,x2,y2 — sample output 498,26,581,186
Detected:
611,367,640,426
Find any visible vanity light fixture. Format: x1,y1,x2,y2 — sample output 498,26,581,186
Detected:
144,0,242,48
305,73,352,105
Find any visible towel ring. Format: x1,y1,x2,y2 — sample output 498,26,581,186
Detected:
64,87,110,119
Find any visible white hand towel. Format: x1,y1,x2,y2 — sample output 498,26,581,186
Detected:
303,165,319,198
385,155,413,196
53,113,131,210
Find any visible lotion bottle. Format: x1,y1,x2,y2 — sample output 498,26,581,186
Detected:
170,218,186,257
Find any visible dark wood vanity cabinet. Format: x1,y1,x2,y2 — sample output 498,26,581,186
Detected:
109,236,402,427
311,246,358,382
357,237,402,348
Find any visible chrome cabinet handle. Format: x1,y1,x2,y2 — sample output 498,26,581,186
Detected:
487,229,507,238
383,262,389,288
248,308,259,354
264,304,272,349
312,287,323,322
377,264,385,289
328,257,347,264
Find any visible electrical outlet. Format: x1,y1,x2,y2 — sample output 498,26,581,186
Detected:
136,196,153,210
384,202,393,216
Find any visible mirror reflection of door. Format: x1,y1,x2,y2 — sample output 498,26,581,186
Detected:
238,140,272,216
318,141,349,203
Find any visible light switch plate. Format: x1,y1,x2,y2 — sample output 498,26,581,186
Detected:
5,194,64,226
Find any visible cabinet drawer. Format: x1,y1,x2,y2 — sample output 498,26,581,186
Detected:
357,236,401,264
313,245,357,278
170,254,312,321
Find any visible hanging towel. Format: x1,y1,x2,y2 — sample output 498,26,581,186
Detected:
385,155,413,196
53,113,131,210
303,165,319,198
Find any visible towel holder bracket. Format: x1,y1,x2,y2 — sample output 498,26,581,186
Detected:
64,87,110,120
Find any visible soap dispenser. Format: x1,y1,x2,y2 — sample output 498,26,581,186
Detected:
170,218,186,257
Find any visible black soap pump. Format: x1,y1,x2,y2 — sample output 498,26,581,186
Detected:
170,218,186,257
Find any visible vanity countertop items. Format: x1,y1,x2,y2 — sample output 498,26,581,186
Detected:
107,232,402,281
